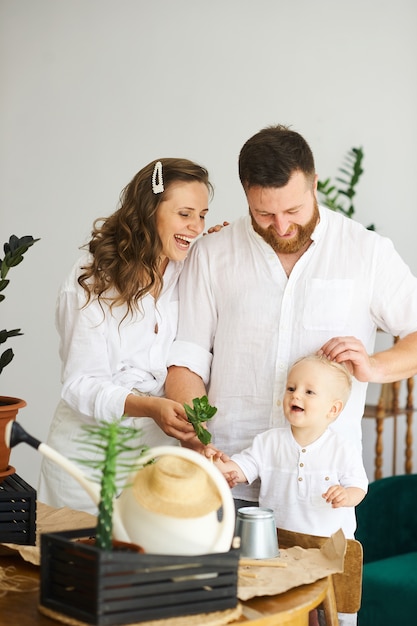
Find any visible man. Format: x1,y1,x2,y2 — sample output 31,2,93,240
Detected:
166,124,417,507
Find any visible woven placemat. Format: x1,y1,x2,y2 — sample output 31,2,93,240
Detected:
38,603,242,626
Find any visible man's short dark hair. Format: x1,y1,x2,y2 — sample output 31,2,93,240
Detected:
238,124,316,189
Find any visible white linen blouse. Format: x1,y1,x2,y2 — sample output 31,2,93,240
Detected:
37,254,183,513
57,253,183,424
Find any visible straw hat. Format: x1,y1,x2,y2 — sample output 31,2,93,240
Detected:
132,455,222,518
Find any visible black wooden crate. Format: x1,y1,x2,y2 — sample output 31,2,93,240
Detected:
0,472,36,545
40,527,239,626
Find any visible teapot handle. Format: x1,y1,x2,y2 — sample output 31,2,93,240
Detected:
129,446,236,553
37,442,102,507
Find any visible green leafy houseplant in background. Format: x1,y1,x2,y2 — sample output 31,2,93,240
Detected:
317,146,375,231
75,420,148,551
0,235,40,375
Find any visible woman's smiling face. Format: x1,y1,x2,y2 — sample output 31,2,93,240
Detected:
156,180,209,263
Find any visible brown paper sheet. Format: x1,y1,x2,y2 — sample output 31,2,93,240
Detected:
237,528,347,600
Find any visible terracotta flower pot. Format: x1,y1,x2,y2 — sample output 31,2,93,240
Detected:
0,396,26,482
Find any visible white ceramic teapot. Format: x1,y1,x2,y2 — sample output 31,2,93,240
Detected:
5,422,235,556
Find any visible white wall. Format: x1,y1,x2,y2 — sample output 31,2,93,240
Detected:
1,0,416,487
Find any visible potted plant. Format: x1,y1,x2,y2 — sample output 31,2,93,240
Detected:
31,417,240,625
0,234,39,481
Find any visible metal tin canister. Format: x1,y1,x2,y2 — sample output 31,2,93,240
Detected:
235,506,279,559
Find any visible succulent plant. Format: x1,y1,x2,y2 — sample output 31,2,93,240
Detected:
184,395,217,445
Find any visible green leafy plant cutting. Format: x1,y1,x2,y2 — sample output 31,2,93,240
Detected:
75,420,148,551
184,396,217,445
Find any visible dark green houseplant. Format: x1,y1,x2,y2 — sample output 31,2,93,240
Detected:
0,235,39,480
318,146,375,231
0,234,40,375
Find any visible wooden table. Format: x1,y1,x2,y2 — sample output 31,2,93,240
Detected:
0,549,337,626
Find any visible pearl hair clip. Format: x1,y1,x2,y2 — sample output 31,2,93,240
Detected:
152,161,164,194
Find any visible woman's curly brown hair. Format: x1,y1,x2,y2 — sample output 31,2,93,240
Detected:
78,158,212,319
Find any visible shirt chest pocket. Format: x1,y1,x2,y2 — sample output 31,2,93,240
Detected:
306,471,339,508
303,279,354,331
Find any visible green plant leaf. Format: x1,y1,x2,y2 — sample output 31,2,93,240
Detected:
0,348,14,374
0,329,23,344
184,396,217,445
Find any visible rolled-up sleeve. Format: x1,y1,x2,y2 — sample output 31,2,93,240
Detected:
168,340,213,385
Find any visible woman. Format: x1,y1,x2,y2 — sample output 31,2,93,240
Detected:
38,158,212,513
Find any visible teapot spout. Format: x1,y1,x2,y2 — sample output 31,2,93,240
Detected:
7,420,41,451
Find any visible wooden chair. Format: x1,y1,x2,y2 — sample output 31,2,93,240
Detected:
363,334,416,480
277,528,363,620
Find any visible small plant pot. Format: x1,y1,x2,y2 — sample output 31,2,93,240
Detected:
39,527,239,625
0,396,26,482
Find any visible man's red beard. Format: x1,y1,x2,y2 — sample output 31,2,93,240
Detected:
251,198,320,254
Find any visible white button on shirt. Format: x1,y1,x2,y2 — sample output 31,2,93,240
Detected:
168,208,417,501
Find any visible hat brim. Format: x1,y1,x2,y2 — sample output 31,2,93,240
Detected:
132,455,222,518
